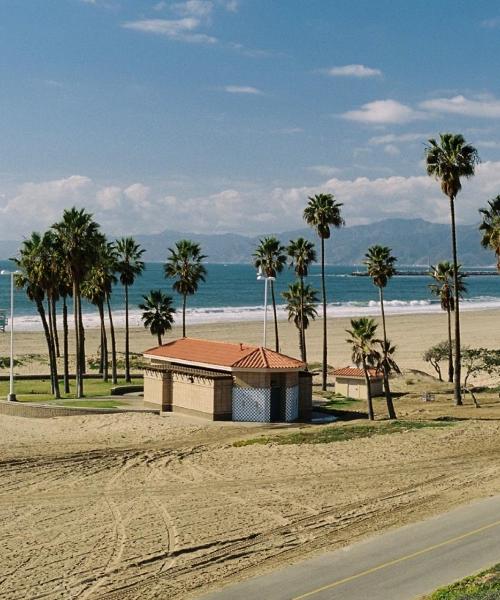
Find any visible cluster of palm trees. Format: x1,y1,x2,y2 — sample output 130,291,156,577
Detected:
15,207,146,398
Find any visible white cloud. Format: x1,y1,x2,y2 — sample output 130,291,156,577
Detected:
122,18,217,44
383,144,400,156
172,0,214,18
224,85,263,95
477,140,500,149
342,99,423,124
222,0,238,12
323,64,382,78
369,132,428,145
3,163,500,239
420,95,500,118
481,17,500,28
307,165,342,177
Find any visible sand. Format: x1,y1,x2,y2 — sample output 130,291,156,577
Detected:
1,307,500,377
0,310,500,599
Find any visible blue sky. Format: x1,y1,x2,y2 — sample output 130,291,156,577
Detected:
1,0,500,238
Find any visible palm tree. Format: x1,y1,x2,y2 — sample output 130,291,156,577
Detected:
139,290,176,346
429,262,467,384
14,232,61,398
425,133,479,405
253,237,287,351
345,317,380,421
287,237,317,361
282,282,318,361
376,339,400,419
364,245,397,417
304,193,344,390
100,242,119,384
164,240,207,338
479,195,500,270
115,237,145,383
53,207,101,397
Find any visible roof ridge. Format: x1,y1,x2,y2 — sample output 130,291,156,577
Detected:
259,347,269,368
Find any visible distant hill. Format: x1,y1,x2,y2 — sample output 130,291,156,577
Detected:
1,219,494,266
134,218,493,266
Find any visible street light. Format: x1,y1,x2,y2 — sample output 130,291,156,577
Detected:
0,270,20,401
256,266,275,348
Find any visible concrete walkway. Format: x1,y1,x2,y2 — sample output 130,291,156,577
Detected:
199,495,500,600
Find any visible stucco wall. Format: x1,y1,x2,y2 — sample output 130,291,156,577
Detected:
233,371,271,388
298,371,313,420
335,376,383,400
144,369,171,409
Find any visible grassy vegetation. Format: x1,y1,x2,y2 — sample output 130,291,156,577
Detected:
233,420,454,447
0,377,143,404
316,390,364,410
424,563,500,599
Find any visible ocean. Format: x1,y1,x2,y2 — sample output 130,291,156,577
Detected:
1,261,499,331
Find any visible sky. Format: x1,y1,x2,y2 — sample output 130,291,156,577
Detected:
1,0,500,239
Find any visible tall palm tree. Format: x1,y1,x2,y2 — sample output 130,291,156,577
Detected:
253,237,287,351
364,245,397,418
376,339,400,419
479,195,500,270
287,237,317,361
14,232,61,398
165,240,207,338
115,237,145,383
139,290,176,346
99,241,119,384
429,262,467,384
53,207,101,397
425,133,479,405
304,193,344,390
345,317,380,421
281,282,318,361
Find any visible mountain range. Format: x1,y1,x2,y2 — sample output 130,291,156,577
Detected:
0,219,494,266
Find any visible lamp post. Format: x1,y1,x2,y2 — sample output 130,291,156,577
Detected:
1,270,20,401
256,267,275,348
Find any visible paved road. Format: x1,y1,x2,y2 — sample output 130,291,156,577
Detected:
199,495,500,600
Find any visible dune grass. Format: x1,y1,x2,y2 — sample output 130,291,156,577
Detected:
233,420,454,447
424,563,500,599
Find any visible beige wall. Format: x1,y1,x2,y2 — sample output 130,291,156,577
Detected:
144,369,171,409
335,376,383,400
298,372,312,420
233,371,271,388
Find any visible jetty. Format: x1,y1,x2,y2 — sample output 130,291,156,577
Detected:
351,270,498,277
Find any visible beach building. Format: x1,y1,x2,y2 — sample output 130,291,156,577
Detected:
143,338,312,422
332,367,384,400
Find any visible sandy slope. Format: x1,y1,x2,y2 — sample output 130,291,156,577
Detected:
0,408,499,600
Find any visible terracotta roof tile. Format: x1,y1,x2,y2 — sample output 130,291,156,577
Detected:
333,367,381,379
144,338,304,370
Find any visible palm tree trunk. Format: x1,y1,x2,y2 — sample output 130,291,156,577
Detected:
98,301,108,382
363,358,374,421
446,305,454,383
297,326,304,362
73,283,81,398
125,283,130,382
321,237,327,391
270,280,279,352
158,332,162,346
449,198,462,405
51,297,60,358
39,299,60,399
63,296,70,393
300,275,306,363
78,292,85,397
379,288,396,419
47,298,55,394
99,321,104,375
106,293,118,384
182,294,187,338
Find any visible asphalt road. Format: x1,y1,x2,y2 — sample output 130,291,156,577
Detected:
199,495,500,600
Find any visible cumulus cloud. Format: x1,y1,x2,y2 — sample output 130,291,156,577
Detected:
122,18,217,44
223,85,263,95
323,64,382,78
420,95,500,118
172,0,214,18
3,163,499,239
342,99,424,124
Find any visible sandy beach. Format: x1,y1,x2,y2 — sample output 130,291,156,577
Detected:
1,307,499,378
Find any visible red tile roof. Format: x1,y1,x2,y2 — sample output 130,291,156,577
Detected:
333,367,382,379
144,338,305,370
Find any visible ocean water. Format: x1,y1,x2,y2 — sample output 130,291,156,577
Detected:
0,261,499,331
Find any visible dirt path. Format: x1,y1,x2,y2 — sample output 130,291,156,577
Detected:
0,413,500,600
